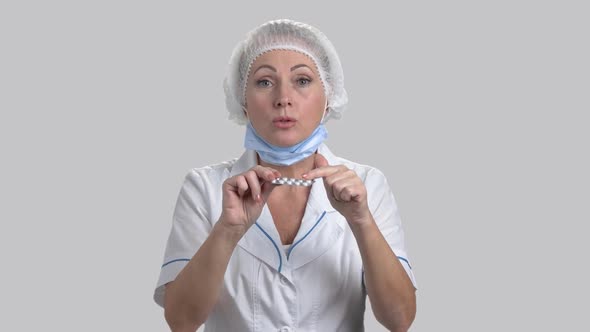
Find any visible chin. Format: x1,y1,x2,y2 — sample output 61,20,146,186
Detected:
267,133,304,147
270,139,297,148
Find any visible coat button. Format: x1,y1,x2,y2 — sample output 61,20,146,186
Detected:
279,326,292,332
280,276,288,285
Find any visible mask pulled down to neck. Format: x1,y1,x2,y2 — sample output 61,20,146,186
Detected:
243,121,328,166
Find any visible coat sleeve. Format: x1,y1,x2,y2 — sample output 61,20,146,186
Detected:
364,167,417,289
153,169,214,307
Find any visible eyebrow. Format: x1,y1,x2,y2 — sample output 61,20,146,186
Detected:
290,64,311,71
252,64,313,75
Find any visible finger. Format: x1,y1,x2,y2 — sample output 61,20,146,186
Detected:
243,170,262,201
334,183,359,202
301,153,329,179
351,193,363,202
252,165,281,182
336,181,365,202
304,164,348,180
235,176,249,198
313,153,329,168
322,171,348,201
323,168,355,188
303,153,330,179
329,172,362,201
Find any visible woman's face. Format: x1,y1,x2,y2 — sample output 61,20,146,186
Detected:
245,50,327,147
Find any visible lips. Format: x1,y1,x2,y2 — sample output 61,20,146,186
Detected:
273,116,296,123
273,116,296,129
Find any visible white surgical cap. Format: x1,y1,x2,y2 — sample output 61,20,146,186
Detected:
223,19,348,125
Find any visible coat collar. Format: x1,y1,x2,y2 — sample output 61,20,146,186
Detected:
229,143,340,214
232,144,347,276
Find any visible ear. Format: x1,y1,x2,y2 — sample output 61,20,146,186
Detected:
322,106,330,121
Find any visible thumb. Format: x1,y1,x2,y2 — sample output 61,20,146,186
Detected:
313,153,329,169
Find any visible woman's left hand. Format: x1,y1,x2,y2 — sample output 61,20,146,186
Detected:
303,153,372,227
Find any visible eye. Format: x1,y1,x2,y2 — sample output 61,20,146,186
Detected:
296,78,311,86
256,79,272,88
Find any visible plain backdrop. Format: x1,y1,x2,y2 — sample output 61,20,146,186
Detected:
1,1,588,331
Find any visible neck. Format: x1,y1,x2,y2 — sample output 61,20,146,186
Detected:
257,151,317,178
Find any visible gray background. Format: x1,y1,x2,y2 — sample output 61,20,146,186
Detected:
1,0,588,331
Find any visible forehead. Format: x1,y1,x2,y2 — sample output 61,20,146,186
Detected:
249,49,319,75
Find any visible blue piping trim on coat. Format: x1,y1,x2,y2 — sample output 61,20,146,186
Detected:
287,211,327,259
255,222,283,273
362,257,412,288
161,258,190,268
397,256,412,269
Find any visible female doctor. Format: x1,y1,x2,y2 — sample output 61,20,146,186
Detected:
154,19,417,332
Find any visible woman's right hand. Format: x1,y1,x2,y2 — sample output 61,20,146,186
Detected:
219,165,280,233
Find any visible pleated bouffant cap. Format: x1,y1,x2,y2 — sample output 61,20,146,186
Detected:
223,19,348,125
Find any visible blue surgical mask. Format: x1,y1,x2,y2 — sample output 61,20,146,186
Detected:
244,122,328,166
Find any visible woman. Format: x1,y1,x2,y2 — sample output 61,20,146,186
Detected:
154,19,417,332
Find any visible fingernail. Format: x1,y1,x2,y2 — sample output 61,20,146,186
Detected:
302,173,307,178
256,194,261,201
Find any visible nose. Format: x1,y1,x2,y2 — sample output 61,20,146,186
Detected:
274,83,293,108
274,96,292,108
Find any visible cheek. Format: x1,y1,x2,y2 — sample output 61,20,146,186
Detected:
246,90,271,108
245,92,271,122
302,90,326,113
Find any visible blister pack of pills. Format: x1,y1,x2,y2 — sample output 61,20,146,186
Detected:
271,177,315,187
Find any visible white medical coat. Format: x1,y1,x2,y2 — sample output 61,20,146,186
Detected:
154,144,416,332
